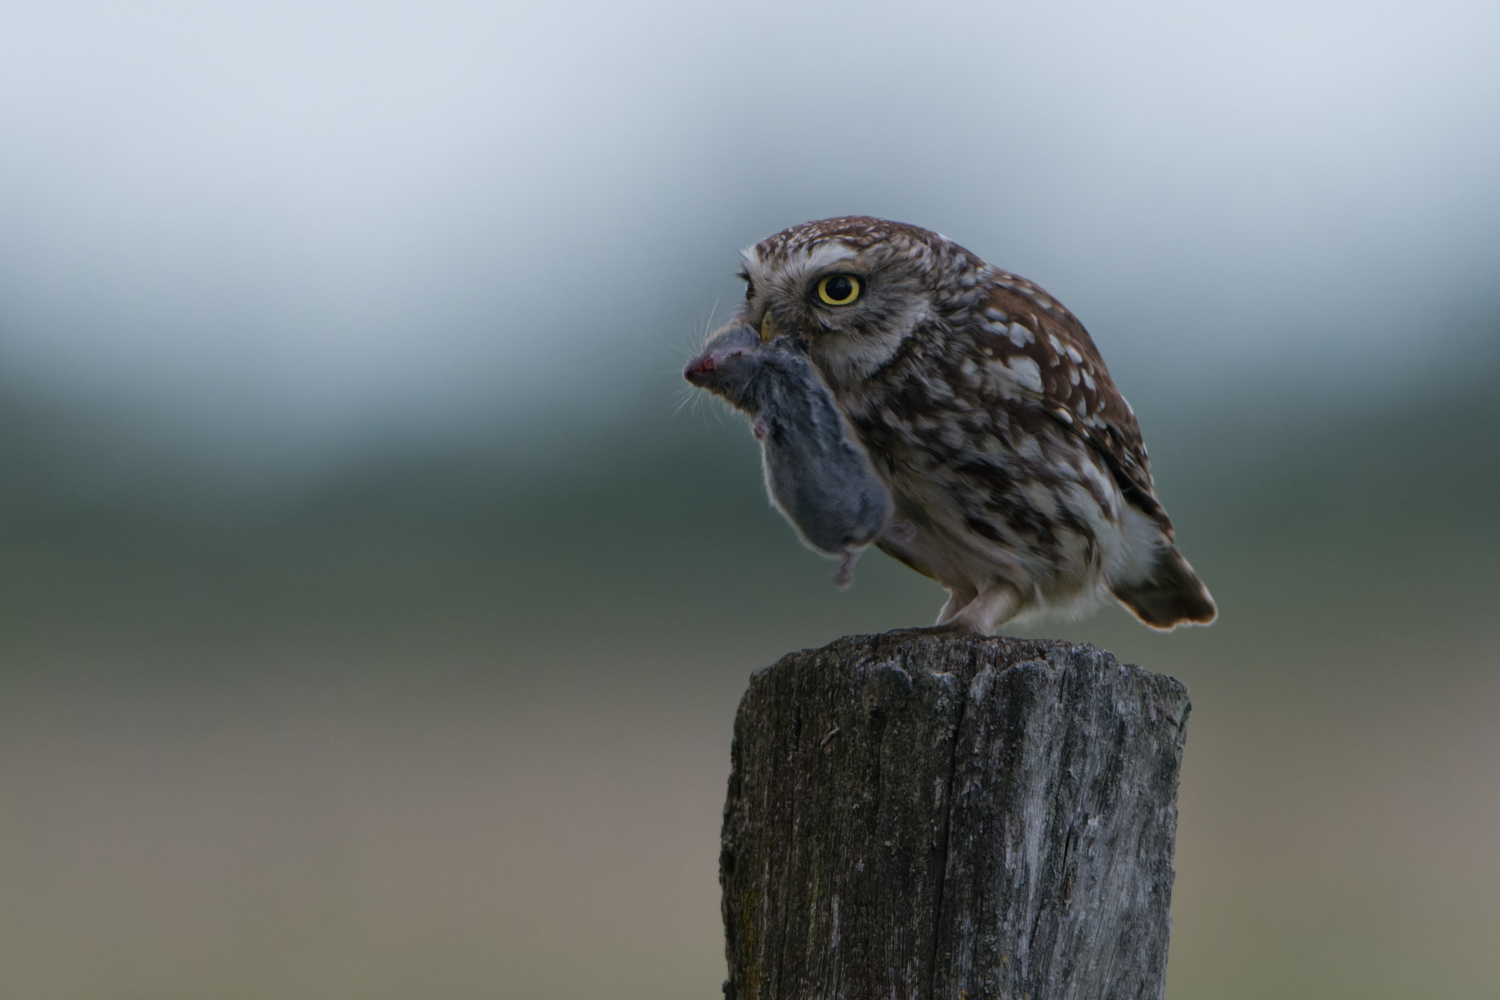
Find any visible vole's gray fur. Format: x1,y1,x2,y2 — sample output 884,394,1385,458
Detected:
684,323,893,587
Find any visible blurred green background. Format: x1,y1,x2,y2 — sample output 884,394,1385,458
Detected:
3,2,1499,998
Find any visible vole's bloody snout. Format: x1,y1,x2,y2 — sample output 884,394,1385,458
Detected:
684,353,717,384
686,322,761,387
685,346,749,385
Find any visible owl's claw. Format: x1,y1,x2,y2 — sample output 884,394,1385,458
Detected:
912,621,978,635
939,584,1020,636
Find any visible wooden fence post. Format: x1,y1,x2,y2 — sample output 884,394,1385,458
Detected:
720,630,1190,1000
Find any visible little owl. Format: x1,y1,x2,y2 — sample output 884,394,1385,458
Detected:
724,216,1216,634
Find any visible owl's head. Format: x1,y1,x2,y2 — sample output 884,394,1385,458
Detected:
736,217,984,390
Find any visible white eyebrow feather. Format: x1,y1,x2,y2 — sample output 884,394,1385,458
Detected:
799,241,859,273
742,240,860,287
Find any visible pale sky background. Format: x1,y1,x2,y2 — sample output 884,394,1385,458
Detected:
1,0,1497,465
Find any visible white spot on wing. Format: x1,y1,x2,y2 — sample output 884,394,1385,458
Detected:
994,355,1044,394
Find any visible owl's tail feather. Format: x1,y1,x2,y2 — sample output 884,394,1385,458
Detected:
1111,545,1217,630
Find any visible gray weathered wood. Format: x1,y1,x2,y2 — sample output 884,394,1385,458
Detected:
720,630,1190,1000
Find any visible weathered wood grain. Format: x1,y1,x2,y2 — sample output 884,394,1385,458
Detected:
720,630,1190,1000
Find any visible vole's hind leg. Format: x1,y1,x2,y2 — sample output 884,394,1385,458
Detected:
834,551,860,590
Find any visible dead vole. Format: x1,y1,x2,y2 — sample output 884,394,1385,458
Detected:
685,322,892,587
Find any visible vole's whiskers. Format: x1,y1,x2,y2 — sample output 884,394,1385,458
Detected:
671,382,700,417
660,296,732,383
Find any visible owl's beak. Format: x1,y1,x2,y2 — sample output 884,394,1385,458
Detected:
759,311,780,343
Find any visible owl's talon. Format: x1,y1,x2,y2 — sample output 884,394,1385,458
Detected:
914,621,976,635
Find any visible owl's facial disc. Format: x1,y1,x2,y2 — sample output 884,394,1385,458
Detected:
738,234,933,388
760,268,865,341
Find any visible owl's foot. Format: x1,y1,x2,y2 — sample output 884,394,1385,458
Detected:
935,587,978,627
908,621,974,636
937,584,1019,635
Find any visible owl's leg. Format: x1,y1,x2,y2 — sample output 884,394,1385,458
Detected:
934,586,979,626
945,583,1020,635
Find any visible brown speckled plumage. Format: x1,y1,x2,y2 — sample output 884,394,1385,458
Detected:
727,216,1215,633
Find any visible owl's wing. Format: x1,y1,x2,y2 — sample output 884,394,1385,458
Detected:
973,274,1174,537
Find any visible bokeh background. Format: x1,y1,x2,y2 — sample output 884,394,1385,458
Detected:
2,1,1499,997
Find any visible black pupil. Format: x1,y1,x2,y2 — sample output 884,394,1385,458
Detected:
826,275,854,301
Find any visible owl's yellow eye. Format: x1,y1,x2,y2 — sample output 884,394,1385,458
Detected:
816,274,862,306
